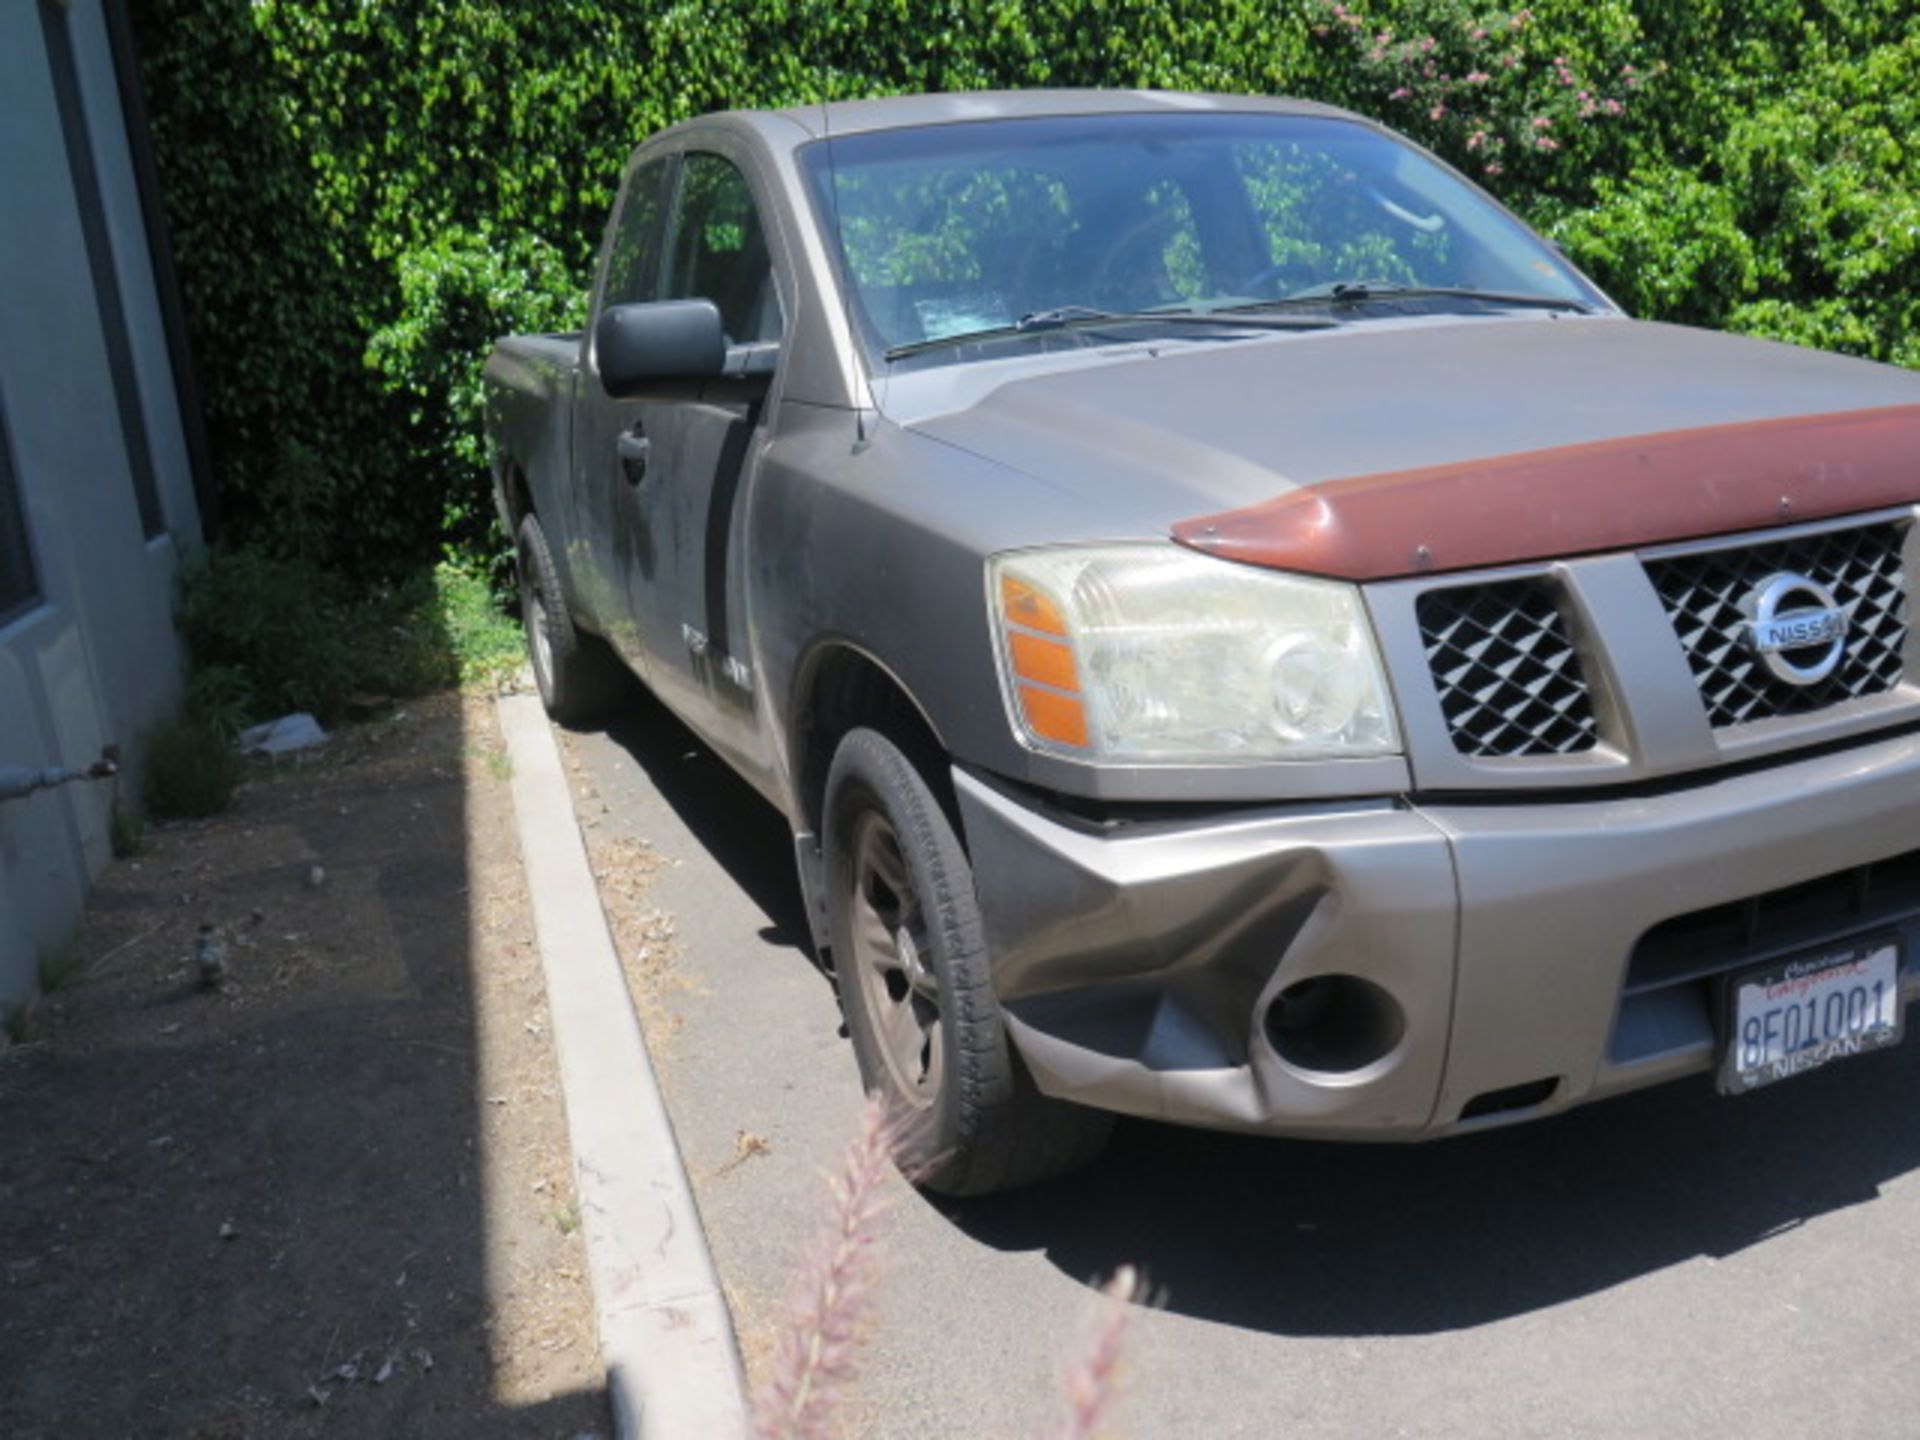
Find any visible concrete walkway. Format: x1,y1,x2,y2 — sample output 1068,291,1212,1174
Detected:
496,694,749,1440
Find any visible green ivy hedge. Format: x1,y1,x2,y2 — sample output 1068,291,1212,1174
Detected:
131,1,1920,578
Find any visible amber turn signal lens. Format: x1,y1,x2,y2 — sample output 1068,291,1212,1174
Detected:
1000,575,1068,636
1007,630,1078,692
1001,591,1088,748
1016,683,1089,748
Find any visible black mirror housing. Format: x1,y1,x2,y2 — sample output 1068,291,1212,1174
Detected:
595,299,727,397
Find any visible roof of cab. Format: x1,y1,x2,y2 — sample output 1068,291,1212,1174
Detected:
660,89,1365,148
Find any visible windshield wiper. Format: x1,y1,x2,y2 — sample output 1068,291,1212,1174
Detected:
1220,281,1596,316
883,306,1335,361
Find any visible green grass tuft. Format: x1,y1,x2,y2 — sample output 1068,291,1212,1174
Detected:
109,800,147,859
432,561,527,689
177,546,525,736
144,719,243,820
183,664,255,742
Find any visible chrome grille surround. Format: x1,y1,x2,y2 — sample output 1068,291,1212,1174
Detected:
1644,520,1909,728
1365,506,1920,795
1415,578,1598,758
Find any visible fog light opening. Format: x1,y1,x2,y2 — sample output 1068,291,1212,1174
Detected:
1263,974,1405,1074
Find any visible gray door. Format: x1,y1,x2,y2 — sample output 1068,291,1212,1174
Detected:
632,149,784,739
573,153,676,677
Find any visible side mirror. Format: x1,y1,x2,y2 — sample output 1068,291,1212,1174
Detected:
594,299,726,397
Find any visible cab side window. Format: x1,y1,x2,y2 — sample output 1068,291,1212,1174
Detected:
661,153,782,344
602,157,671,308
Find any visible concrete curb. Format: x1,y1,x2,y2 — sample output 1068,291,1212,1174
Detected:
496,694,750,1440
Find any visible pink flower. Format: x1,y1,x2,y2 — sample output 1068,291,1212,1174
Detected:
1502,53,1520,67
1577,90,1590,100
1466,130,1486,150
1420,36,1436,52
1050,1267,1141,1440
1535,136,1560,151
1604,97,1625,115
1377,31,1393,44
1471,26,1488,39
1466,70,1490,83
1531,114,1552,128
1389,86,1413,100
1485,161,1504,175
1429,104,1447,120
751,1098,899,1440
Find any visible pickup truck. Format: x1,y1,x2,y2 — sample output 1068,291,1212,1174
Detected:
485,90,1920,1195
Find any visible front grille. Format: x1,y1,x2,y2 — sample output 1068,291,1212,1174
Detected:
1625,848,1920,999
1417,579,1598,758
1610,847,1920,1064
1645,521,1908,728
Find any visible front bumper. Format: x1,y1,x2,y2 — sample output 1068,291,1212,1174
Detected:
954,727,1920,1139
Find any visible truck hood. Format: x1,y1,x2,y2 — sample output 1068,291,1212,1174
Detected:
903,316,1920,579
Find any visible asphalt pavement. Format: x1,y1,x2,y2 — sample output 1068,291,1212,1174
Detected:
562,685,1920,1440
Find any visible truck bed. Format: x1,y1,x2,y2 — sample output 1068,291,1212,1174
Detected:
484,332,582,537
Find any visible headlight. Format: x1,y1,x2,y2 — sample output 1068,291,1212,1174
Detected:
989,544,1400,762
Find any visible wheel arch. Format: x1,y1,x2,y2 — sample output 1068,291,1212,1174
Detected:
789,641,956,842
500,460,536,531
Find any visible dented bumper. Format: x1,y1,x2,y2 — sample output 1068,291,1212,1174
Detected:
954,728,1920,1139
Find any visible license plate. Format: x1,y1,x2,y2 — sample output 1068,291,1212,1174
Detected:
1719,938,1904,1095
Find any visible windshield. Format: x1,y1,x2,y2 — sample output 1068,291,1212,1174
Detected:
800,111,1608,367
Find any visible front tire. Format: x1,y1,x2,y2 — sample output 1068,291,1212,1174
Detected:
823,727,1112,1195
515,513,625,725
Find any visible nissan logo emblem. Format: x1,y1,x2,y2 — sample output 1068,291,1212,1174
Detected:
1741,571,1851,686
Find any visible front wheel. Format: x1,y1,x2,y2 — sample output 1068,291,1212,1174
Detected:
823,727,1112,1195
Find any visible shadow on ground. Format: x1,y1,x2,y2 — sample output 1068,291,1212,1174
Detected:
598,692,813,957
0,694,607,1437
947,1041,1920,1335
592,678,1920,1339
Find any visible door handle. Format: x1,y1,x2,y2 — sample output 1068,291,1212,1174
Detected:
618,431,651,484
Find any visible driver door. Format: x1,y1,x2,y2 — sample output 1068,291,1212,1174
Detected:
574,153,675,679
613,147,784,749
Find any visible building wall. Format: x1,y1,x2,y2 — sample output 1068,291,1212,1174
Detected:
0,0,202,1011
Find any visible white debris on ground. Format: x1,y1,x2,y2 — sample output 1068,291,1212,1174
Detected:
236,713,329,756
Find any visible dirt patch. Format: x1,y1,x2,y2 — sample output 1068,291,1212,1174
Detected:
559,750,690,1063
584,835,684,1048
0,692,606,1438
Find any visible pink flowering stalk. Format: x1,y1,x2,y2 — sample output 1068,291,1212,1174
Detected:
1309,0,1643,189
751,1095,898,1440
1043,1265,1142,1440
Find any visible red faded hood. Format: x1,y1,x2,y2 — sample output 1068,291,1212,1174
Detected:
1174,402,1920,580
902,315,1920,579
